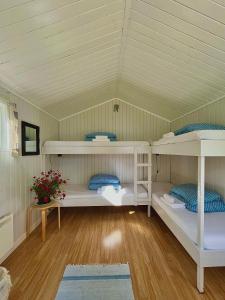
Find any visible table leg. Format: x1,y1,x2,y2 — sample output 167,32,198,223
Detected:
45,210,47,225
58,205,60,230
27,207,31,237
41,210,46,242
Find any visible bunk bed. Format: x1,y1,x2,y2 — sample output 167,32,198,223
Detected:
151,131,225,293
43,141,151,212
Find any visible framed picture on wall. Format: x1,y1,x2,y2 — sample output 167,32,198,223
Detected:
21,121,40,156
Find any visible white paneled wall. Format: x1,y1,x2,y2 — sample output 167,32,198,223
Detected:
0,85,58,253
171,97,225,198
60,99,170,184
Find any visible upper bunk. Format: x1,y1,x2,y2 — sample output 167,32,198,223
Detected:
43,141,150,155
152,130,225,157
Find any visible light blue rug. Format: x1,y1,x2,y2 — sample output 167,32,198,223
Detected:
55,264,135,300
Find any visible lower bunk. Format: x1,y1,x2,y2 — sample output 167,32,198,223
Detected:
152,182,225,292
60,183,150,207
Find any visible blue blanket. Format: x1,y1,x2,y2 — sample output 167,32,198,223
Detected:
174,123,225,136
170,183,225,213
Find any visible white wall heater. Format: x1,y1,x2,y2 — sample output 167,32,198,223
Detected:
0,214,13,261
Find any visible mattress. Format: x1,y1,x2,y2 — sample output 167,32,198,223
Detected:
60,183,148,207
152,182,225,250
153,130,225,146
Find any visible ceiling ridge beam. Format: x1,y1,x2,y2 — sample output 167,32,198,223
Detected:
117,0,132,88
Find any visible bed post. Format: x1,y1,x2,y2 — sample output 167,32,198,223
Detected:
134,148,138,205
197,156,205,293
147,148,152,217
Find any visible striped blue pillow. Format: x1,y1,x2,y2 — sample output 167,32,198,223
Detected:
174,123,225,136
170,183,225,213
186,200,225,213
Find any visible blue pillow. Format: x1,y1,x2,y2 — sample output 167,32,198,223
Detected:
174,123,225,136
89,174,120,184
170,183,225,213
85,132,117,139
88,183,121,190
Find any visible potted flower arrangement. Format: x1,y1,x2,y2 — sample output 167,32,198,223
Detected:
30,170,67,205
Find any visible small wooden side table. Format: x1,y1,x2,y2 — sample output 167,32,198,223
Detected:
27,200,60,242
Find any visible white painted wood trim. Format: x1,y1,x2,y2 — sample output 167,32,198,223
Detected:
197,156,205,250
43,141,151,155
152,140,225,157
134,148,138,205
59,98,171,122
171,94,225,122
116,98,171,122
152,198,199,263
0,78,58,121
0,217,41,264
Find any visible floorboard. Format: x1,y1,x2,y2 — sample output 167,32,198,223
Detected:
2,207,225,300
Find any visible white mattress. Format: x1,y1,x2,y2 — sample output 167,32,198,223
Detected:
152,182,225,250
61,183,148,207
153,130,225,146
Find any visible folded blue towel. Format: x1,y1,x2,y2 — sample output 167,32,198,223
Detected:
170,183,225,213
85,137,117,141
174,123,225,136
88,183,121,190
85,132,117,140
89,174,120,184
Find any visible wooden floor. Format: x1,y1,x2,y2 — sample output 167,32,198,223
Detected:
3,207,225,300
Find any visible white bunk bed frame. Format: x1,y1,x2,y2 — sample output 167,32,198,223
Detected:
152,140,225,293
43,141,152,214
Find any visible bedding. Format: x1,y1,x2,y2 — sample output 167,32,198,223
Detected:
160,195,185,209
174,123,225,136
61,183,148,207
85,137,117,141
85,132,117,141
89,174,120,184
88,174,121,190
152,130,225,146
88,183,121,190
170,183,225,213
152,182,225,250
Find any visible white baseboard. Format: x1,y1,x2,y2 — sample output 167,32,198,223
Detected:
0,218,41,264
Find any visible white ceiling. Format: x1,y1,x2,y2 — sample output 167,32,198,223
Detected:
0,0,225,120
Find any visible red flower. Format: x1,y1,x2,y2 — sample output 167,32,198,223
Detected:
43,197,49,203
30,169,67,204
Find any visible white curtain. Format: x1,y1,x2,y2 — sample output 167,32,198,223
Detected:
8,103,19,157
0,96,19,156
0,100,9,151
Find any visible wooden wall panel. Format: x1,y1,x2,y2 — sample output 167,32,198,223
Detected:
0,85,59,249
59,99,170,184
